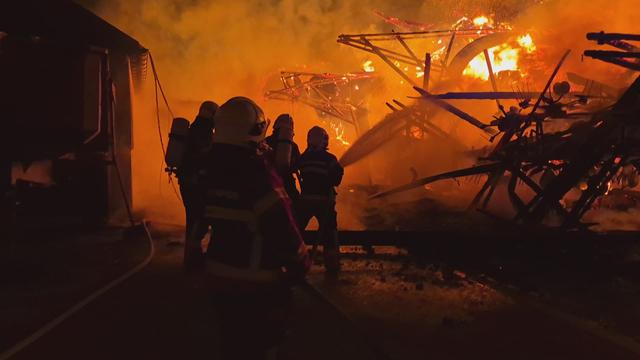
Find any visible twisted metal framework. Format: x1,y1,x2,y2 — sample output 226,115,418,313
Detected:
264,71,377,133
337,28,508,88
584,32,640,71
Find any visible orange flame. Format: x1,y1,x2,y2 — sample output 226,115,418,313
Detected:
517,34,536,53
463,33,536,81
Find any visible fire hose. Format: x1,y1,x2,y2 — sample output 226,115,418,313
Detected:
0,221,155,360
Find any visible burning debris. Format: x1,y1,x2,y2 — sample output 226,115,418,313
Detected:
334,13,545,180
338,13,538,88
252,9,633,231
368,32,640,229
264,9,640,232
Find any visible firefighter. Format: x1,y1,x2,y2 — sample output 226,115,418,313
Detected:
295,126,344,275
264,114,301,202
178,100,218,269
195,97,310,360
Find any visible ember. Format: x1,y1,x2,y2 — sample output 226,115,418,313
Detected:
362,60,375,73
472,15,491,28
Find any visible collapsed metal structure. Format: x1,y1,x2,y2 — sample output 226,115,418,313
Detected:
371,32,640,228
264,71,377,136
265,15,639,229
336,28,509,88
337,24,525,167
265,24,515,154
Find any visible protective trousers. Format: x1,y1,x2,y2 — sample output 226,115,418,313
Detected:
295,196,338,251
179,182,207,268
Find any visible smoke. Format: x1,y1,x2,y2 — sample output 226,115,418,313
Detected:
80,0,640,229
84,0,439,224
515,0,640,85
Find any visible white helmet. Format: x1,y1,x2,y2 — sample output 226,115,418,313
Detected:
307,126,329,150
212,97,268,146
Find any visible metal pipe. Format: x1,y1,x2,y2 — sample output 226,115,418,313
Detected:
423,53,431,91
587,32,640,43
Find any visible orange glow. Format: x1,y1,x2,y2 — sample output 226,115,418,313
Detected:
81,0,640,231
463,44,520,81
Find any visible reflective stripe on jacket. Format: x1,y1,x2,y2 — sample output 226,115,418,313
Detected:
199,143,306,275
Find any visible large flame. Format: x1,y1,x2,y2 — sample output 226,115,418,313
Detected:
463,33,536,81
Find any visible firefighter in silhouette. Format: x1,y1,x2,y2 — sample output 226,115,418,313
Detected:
264,114,301,202
178,100,218,269
194,97,310,360
295,126,344,275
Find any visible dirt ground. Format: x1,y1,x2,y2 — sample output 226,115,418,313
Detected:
2,224,639,359
2,224,378,360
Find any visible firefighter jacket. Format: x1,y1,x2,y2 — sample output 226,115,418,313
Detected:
296,149,344,197
200,143,309,282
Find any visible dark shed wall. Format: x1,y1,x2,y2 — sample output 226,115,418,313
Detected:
108,52,134,223
0,0,145,224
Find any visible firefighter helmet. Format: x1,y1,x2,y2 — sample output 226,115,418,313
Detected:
307,126,329,150
212,97,268,146
274,113,294,131
198,100,218,119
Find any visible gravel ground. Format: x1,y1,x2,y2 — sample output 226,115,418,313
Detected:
313,254,511,325
308,248,640,359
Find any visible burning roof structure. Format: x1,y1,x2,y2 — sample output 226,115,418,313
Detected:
265,13,541,160
336,13,544,168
